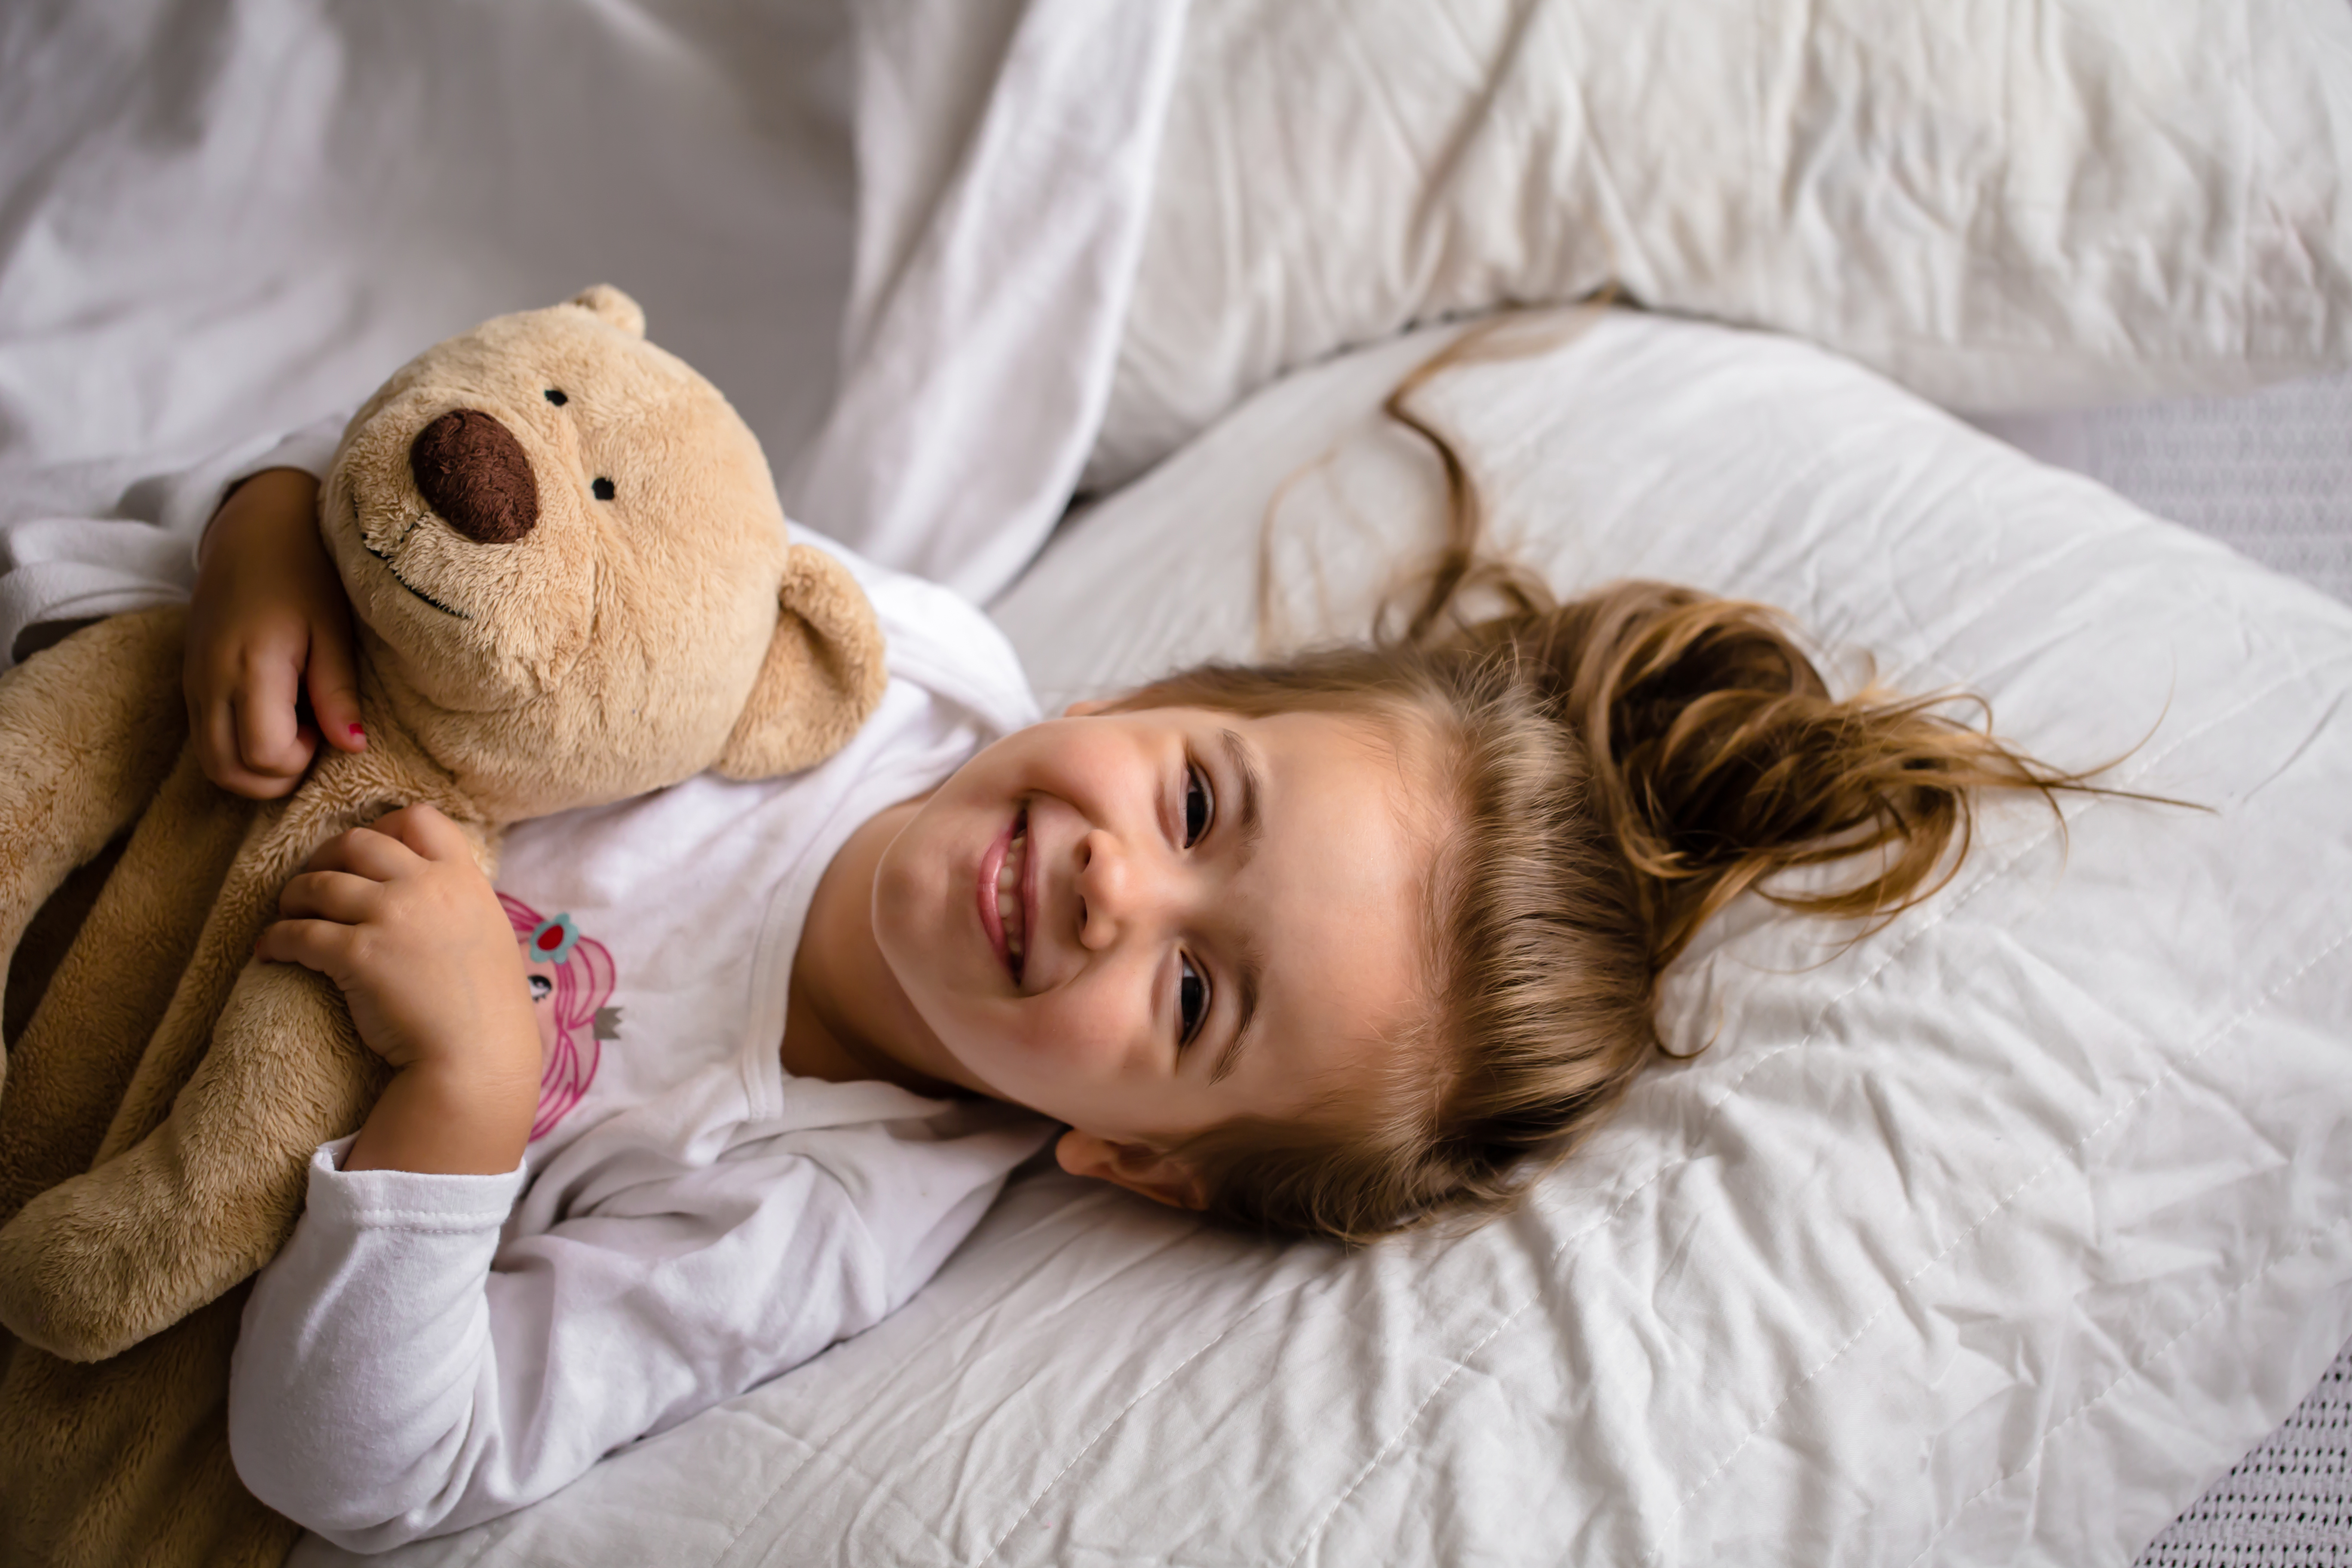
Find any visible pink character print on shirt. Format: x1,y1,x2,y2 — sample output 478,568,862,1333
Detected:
499,894,621,1142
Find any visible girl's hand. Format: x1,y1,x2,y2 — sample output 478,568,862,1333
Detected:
258,805,542,1174
186,468,367,800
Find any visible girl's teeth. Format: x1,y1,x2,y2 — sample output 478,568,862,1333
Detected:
998,828,1026,959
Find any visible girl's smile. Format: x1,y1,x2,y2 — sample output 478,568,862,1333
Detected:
822,701,1444,1205
977,808,1033,981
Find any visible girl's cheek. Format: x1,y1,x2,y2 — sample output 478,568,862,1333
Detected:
1010,982,1139,1078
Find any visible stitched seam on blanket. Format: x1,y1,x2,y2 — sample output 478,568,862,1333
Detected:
1276,1316,1518,1568
713,1428,960,1568
799,1186,1149,1458
968,1274,1324,1568
1280,662,2336,1563
1641,911,2352,1562
1276,1155,1689,1566
707,1191,1255,1568
1897,1209,2352,1568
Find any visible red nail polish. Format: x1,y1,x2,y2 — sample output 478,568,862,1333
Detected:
349,723,367,742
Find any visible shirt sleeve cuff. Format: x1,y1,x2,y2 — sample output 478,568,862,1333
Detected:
236,412,349,489
185,408,352,566
303,1136,527,1233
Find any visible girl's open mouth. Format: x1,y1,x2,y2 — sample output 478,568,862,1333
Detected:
978,808,1029,983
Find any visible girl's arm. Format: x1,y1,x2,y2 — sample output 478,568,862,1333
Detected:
228,1134,898,1549
241,808,873,1543
236,806,1041,1548
187,466,368,800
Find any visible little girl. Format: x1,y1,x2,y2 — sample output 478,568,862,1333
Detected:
192,426,2070,1547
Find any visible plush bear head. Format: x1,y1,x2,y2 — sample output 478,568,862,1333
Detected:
318,285,885,820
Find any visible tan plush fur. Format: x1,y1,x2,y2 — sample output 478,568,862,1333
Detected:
0,287,888,1566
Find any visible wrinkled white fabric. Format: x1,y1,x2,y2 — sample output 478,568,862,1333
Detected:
0,0,858,662
0,0,1187,631
781,0,1188,602
1087,0,2352,490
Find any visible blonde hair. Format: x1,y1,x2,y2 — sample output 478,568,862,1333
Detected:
1116,333,2107,1245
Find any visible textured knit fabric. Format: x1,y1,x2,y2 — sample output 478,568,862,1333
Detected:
1979,370,2352,605
2138,1338,2352,1565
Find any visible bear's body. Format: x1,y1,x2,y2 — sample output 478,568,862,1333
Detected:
0,288,886,1566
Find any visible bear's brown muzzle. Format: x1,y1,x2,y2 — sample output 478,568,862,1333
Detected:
410,409,540,544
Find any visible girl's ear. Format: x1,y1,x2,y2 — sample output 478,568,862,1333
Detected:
1062,698,1108,718
1056,1129,1206,1210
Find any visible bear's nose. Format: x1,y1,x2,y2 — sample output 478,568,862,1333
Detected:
410,409,539,544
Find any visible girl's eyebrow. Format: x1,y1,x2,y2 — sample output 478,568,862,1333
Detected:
1217,728,1264,863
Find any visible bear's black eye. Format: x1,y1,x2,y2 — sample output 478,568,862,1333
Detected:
544,389,568,406
592,477,616,501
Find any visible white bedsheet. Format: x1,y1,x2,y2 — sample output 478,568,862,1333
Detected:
0,0,856,495
0,0,860,659
0,0,1185,642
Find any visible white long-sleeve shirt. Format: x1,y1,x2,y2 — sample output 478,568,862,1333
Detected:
217,477,1052,1549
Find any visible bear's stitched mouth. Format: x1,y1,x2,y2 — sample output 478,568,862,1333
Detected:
355,496,471,620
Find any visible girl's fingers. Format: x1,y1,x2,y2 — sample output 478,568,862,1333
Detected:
253,916,353,976
204,689,298,800
374,802,472,864
306,614,368,755
234,654,314,780
302,823,422,880
190,687,234,787
300,808,472,881
277,868,385,926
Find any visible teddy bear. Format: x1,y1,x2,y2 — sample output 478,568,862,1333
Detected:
0,285,888,1567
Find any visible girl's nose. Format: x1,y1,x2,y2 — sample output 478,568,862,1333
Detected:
1073,828,1178,952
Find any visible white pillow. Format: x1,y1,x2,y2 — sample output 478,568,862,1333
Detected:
311,309,2352,1567
1086,0,2352,491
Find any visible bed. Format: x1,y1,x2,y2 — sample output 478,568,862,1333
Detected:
3,2,2350,1563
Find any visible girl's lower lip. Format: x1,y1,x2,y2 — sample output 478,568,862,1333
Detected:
977,814,1017,982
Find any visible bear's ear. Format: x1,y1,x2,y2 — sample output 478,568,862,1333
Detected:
717,545,889,779
569,284,646,340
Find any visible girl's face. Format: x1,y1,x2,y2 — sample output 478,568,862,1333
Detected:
872,703,1440,1205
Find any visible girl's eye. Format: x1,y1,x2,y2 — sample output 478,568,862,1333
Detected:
1178,954,1209,1046
1182,763,1213,847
